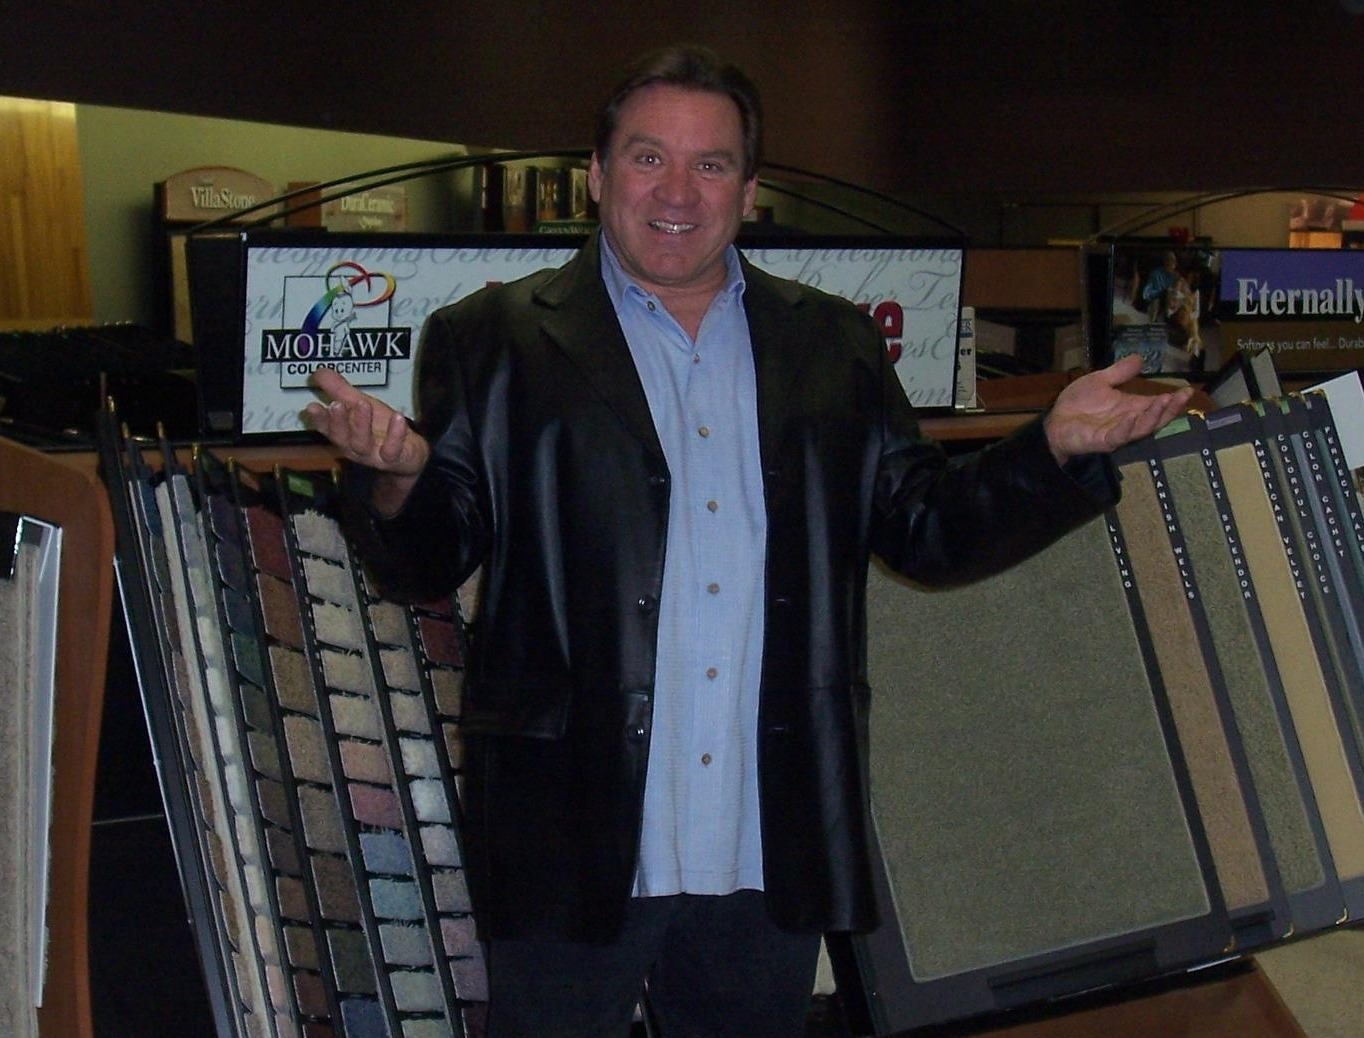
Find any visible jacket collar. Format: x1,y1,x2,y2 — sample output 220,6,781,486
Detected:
533,233,665,460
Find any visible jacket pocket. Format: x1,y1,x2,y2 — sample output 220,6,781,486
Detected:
461,676,572,739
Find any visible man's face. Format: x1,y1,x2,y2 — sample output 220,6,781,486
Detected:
589,84,757,302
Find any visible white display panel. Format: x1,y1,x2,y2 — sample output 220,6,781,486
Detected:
236,236,963,436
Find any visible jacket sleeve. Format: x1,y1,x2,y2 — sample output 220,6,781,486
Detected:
340,303,493,603
869,335,1120,588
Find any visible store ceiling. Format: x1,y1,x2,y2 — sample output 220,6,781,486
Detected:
5,1,1364,196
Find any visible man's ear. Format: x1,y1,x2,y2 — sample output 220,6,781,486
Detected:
588,152,604,203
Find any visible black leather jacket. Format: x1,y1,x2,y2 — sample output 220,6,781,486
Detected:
344,234,1117,942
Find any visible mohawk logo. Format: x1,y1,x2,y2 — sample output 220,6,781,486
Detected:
260,328,411,362
259,260,410,389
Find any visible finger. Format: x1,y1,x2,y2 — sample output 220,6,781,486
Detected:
377,410,409,467
314,399,358,458
1141,388,1193,431
1154,394,1187,427
300,400,334,436
344,396,377,455
1101,353,1144,386
1131,393,1171,429
309,366,366,405
1092,395,1157,448
1130,392,1186,439
304,399,363,451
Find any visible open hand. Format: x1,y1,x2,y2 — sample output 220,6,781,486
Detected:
1043,354,1195,465
302,367,431,514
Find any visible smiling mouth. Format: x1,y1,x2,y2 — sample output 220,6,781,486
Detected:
649,220,696,234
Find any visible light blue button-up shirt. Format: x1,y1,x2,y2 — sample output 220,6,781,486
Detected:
599,234,769,897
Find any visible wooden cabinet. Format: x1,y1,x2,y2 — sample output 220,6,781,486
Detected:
0,439,113,1038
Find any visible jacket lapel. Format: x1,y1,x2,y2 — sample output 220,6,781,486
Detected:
533,235,666,462
741,256,810,468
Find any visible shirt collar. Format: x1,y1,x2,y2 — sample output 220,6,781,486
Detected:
598,230,746,314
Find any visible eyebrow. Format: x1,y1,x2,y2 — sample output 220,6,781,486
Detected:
619,133,739,165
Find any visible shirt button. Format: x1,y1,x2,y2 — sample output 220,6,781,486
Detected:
647,301,657,311
692,353,701,364
706,500,718,513
706,667,718,680
698,426,710,438
701,753,713,766
707,582,720,595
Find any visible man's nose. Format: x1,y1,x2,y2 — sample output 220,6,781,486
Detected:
654,164,698,205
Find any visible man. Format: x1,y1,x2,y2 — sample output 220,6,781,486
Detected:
305,44,1192,1038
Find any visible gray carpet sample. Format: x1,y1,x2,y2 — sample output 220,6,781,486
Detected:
0,523,50,1038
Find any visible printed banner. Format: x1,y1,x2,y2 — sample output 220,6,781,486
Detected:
1218,250,1364,372
239,239,962,435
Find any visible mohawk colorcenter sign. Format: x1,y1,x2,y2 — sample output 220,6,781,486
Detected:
1218,249,1364,374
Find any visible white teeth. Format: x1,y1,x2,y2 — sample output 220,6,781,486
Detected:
650,220,694,233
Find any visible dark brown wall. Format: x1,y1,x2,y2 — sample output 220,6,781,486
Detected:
6,1,1363,196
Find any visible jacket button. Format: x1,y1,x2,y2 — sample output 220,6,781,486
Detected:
636,595,657,613
648,474,667,487
627,723,649,741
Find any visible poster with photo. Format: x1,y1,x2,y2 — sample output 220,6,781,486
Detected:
1101,242,1220,376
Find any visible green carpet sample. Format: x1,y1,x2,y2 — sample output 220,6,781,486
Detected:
867,517,1211,982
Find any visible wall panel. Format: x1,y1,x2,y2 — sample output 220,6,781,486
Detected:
0,98,92,329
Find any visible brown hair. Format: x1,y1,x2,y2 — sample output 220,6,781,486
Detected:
593,44,763,180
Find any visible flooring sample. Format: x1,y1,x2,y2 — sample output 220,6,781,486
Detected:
156,471,276,1037
0,515,58,1038
1114,458,1275,927
282,481,474,1037
1217,430,1364,915
1160,445,1341,935
860,515,1227,1029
